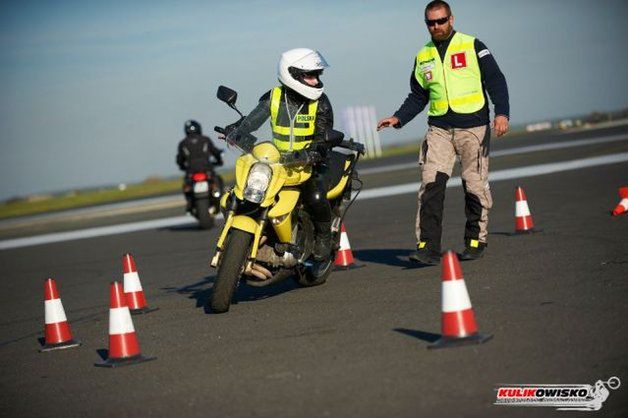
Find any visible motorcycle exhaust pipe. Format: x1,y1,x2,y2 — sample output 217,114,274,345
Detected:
252,263,273,279
244,262,273,280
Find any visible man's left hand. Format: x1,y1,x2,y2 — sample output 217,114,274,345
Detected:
493,115,509,137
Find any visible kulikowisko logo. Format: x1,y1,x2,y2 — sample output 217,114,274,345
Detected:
494,377,621,411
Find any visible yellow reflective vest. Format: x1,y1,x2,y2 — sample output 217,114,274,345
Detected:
270,86,319,152
414,32,485,116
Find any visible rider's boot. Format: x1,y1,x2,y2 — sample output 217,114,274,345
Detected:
312,221,332,262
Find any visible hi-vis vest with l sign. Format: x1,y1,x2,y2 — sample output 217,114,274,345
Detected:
270,86,318,152
414,32,485,116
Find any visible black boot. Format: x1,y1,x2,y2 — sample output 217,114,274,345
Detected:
458,239,487,261
409,241,441,265
312,221,332,261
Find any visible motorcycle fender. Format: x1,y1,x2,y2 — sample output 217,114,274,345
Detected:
215,214,258,250
231,215,259,234
215,212,236,250
231,215,264,260
214,214,260,266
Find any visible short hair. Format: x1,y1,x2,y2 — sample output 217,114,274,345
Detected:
425,0,452,18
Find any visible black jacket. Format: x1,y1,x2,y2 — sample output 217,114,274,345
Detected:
176,134,222,172
394,31,510,129
236,87,338,150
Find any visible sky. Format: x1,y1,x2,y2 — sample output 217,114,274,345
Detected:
1,0,627,200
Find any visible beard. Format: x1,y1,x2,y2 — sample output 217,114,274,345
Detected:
431,27,452,41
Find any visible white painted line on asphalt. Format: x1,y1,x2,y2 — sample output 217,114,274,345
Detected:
4,132,625,229
0,215,198,250
1,152,627,250
0,196,185,230
358,152,628,201
359,133,628,175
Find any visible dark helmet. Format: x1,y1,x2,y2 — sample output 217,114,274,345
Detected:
184,120,202,135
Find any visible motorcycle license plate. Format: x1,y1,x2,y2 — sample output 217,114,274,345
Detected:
193,181,209,193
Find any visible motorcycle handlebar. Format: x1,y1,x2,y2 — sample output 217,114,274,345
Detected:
280,149,322,167
337,139,366,155
212,128,364,156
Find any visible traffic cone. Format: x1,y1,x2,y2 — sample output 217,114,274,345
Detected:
95,281,155,368
334,224,355,269
428,251,492,349
123,253,157,314
611,187,628,216
514,186,535,233
40,278,81,352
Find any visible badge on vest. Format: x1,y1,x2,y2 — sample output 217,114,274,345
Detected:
419,60,435,82
296,115,315,123
419,60,435,72
451,52,467,69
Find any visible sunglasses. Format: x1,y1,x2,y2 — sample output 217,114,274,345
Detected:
425,16,449,27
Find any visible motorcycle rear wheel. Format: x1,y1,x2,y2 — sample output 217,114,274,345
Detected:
195,198,214,229
210,230,252,313
295,224,338,287
296,257,333,287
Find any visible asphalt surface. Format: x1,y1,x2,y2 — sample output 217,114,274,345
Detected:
1,125,627,417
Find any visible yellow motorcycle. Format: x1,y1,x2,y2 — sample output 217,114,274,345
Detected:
209,86,364,313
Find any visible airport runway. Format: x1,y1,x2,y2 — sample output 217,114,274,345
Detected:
1,125,627,417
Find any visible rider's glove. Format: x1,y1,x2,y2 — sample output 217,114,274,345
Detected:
312,142,329,161
224,122,239,139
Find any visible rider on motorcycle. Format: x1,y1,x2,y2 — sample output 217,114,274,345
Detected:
176,120,224,211
225,48,341,261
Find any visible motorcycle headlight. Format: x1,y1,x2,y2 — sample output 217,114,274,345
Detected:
244,163,272,203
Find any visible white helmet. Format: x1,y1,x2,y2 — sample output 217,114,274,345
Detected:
277,48,329,100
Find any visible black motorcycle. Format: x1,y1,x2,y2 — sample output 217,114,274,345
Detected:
186,165,224,229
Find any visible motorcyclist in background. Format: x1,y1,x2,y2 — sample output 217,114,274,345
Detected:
176,120,224,211
225,48,341,261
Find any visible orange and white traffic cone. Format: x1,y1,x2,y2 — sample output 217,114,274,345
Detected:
123,253,157,314
428,251,492,349
611,187,628,216
334,224,355,269
40,278,81,352
95,281,155,368
514,186,535,233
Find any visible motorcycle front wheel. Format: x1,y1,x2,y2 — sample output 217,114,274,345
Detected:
210,230,252,313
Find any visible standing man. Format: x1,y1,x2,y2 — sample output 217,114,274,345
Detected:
378,0,509,264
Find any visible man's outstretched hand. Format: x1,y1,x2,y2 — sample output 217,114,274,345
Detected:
377,116,400,131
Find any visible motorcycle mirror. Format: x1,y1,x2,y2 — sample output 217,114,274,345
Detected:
325,129,344,143
217,85,238,106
